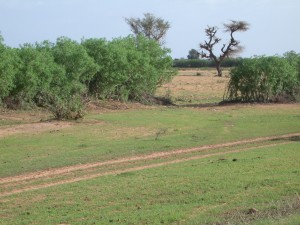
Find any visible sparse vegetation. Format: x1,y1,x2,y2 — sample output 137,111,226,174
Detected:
155,128,168,140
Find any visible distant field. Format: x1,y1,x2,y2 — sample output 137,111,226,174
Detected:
156,68,230,105
1,69,300,224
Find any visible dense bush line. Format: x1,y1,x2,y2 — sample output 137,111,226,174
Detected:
224,52,300,102
0,35,176,119
173,57,243,68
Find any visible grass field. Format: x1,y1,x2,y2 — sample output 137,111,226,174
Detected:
1,69,300,224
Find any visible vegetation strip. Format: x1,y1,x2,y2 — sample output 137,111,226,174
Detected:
0,138,296,198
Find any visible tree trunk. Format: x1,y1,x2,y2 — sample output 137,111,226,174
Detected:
216,62,222,77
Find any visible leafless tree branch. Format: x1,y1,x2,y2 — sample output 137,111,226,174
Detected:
199,20,250,76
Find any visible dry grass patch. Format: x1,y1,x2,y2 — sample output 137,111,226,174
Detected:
156,69,230,105
0,121,71,138
101,126,155,140
220,195,300,225
0,109,50,122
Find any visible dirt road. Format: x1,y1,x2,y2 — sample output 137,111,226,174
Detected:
1,132,299,198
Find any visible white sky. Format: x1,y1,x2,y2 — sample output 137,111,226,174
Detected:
0,0,299,58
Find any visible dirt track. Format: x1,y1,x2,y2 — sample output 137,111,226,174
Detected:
1,132,299,198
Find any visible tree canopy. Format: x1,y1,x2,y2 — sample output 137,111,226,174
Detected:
125,13,170,45
187,49,199,59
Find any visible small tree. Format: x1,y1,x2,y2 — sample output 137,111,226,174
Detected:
199,20,249,76
187,49,199,59
125,13,170,45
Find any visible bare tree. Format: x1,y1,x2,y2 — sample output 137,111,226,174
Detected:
199,20,249,76
125,13,170,45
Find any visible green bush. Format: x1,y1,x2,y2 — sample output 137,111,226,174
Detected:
83,35,176,102
80,38,108,97
0,38,18,104
10,44,62,106
52,37,98,90
0,34,176,118
224,55,299,102
37,38,98,119
7,39,97,119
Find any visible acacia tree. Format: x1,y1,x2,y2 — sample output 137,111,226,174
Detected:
187,49,200,59
199,20,249,76
125,13,170,45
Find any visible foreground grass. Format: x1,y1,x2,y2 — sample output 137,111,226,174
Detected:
1,142,300,224
1,105,300,177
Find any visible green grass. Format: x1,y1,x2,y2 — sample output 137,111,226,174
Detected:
1,106,300,177
1,68,300,224
0,120,22,127
1,142,300,224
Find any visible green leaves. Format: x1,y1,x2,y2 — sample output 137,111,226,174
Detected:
125,13,170,45
0,44,18,101
83,35,176,102
0,34,175,118
53,37,98,86
225,55,300,102
5,38,98,118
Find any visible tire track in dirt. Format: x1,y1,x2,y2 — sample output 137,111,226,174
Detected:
1,132,299,185
0,142,292,198
1,132,299,197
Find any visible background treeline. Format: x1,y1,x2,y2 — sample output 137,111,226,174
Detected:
224,52,300,103
173,58,243,68
0,35,176,119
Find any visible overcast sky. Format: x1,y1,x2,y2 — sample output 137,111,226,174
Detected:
0,0,299,58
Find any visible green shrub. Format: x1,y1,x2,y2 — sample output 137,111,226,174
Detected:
10,44,62,106
224,55,299,102
83,35,176,102
0,34,176,118
0,36,18,104
52,37,98,89
40,92,85,120
8,39,97,119
80,38,108,97
37,38,98,119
